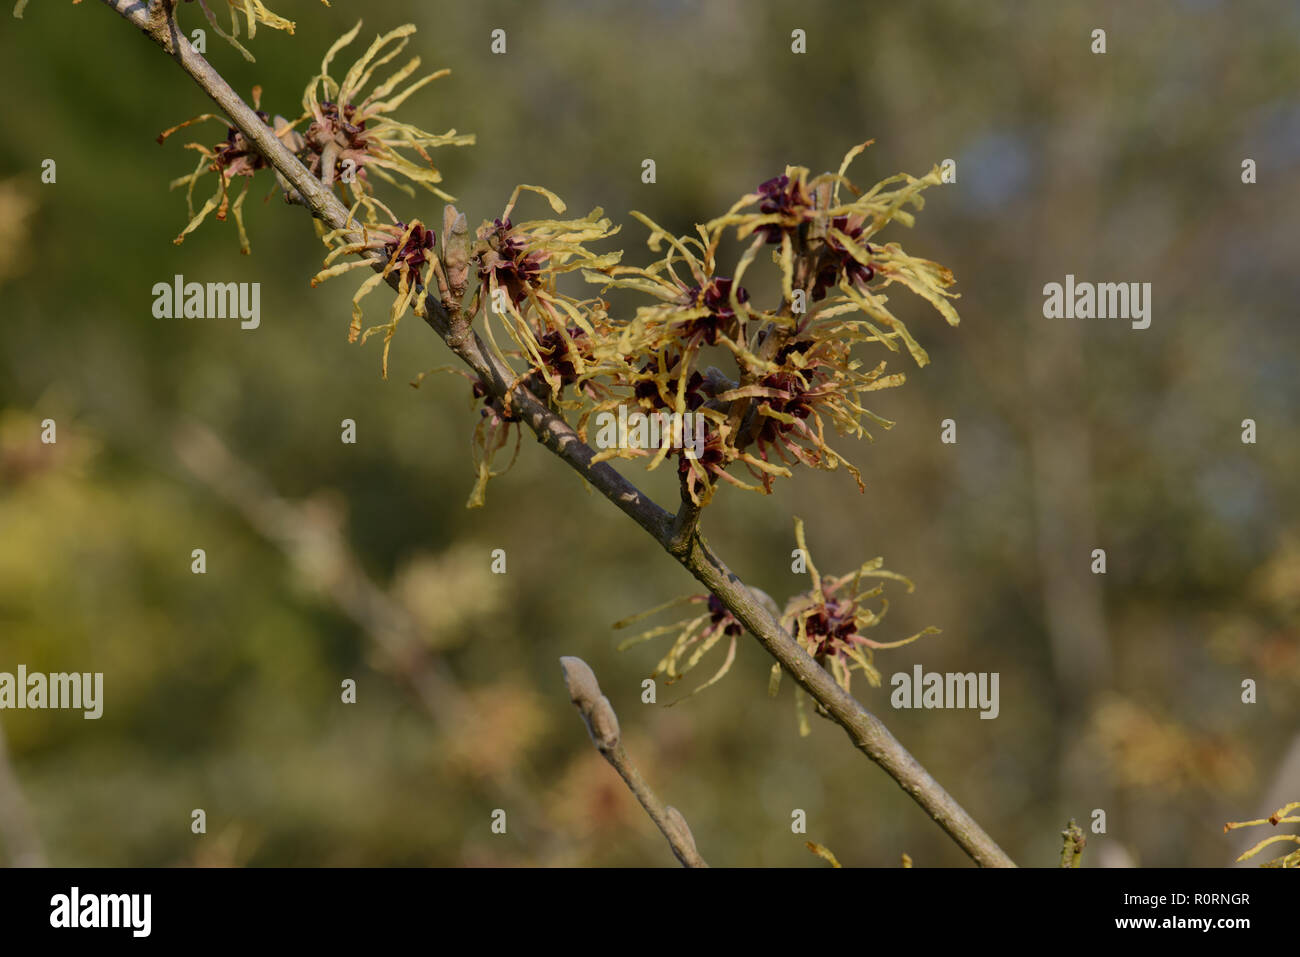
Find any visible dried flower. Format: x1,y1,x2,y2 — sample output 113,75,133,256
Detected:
407,366,524,509
466,376,522,509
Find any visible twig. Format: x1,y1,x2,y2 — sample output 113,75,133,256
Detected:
172,421,465,721
1059,819,1085,868
171,419,561,856
99,0,1014,867
559,656,706,867
805,841,842,868
666,488,702,558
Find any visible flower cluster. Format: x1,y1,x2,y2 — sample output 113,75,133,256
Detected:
812,215,875,300
437,144,958,507
292,22,477,373
407,188,625,506
160,20,958,513
617,518,938,726
478,217,545,307
566,142,960,506
159,21,472,259
680,277,749,346
470,187,626,402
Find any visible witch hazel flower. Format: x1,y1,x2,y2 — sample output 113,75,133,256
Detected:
680,277,750,347
612,592,750,703
775,517,939,730
156,87,298,254
614,518,937,727
477,217,546,308
755,172,816,243
157,20,472,258
296,21,474,215
812,215,876,301
310,217,440,377
473,187,626,400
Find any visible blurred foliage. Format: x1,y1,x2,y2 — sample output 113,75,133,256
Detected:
0,0,1297,867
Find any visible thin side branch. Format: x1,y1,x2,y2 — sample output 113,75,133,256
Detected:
100,0,1013,867
1059,819,1085,868
170,419,564,855
560,656,706,867
667,489,702,558
172,420,465,721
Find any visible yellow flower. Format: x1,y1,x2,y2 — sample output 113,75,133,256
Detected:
297,21,474,216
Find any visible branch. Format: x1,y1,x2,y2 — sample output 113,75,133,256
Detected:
171,419,469,721
666,486,702,558
559,657,706,867
100,0,1014,867
680,539,1012,866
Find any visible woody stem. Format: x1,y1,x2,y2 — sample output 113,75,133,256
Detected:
100,0,1015,868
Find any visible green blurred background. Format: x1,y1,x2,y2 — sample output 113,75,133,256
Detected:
1,0,1297,867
